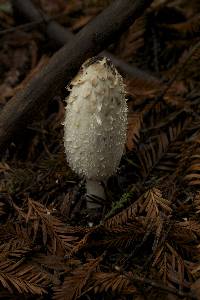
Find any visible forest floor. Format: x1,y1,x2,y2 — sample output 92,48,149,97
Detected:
1,0,200,299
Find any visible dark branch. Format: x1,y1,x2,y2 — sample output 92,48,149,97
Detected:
0,0,154,154
11,0,73,46
11,0,160,82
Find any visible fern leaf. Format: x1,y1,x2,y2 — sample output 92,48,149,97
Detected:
0,259,49,294
140,188,172,226
0,223,32,259
184,150,200,186
126,112,143,151
53,256,102,300
14,198,78,254
104,188,171,231
117,16,146,60
138,122,186,178
91,271,136,295
161,15,200,39
152,242,190,290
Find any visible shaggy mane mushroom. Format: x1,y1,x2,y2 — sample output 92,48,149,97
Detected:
64,56,127,210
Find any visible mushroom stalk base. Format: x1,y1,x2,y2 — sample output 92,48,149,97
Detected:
86,179,105,210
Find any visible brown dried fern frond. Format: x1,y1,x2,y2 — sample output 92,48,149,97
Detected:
33,254,80,272
126,112,144,151
0,223,32,259
126,75,162,101
138,122,187,178
69,225,101,256
90,271,137,295
161,15,200,39
0,258,50,295
90,222,145,251
5,166,36,194
172,220,200,242
172,141,196,184
191,277,200,299
0,288,25,299
183,146,200,186
152,242,191,290
53,256,103,300
139,188,172,227
165,39,200,81
146,108,191,133
163,92,192,110
194,191,200,214
104,188,171,232
0,202,5,216
90,269,193,298
13,198,78,254
117,15,147,61
69,219,145,256
154,141,181,173
175,123,200,182
104,194,141,229
138,133,169,178
170,220,200,261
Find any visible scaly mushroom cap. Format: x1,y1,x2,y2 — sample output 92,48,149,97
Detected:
64,56,127,181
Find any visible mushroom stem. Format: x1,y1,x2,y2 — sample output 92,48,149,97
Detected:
86,179,105,210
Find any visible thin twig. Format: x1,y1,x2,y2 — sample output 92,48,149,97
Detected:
0,12,69,36
123,271,197,299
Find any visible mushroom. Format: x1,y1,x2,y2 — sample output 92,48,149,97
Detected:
63,56,127,210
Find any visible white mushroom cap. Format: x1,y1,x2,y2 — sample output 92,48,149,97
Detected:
63,56,127,181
